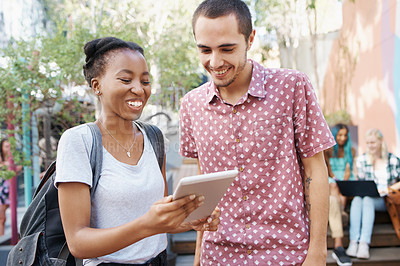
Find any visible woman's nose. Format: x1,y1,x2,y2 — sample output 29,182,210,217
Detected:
130,82,143,94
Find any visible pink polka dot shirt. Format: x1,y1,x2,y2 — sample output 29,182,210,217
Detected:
179,60,335,265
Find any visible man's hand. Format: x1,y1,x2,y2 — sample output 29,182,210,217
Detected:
189,207,220,231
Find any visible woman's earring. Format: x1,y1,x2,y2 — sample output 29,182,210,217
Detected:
95,90,101,95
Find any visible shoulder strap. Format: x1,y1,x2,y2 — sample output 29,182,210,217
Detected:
33,123,103,198
57,122,102,265
134,121,164,170
87,122,103,197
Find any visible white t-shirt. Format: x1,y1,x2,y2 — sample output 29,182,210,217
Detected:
55,123,167,265
375,168,389,195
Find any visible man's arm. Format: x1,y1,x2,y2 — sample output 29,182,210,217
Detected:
301,151,329,266
194,230,204,266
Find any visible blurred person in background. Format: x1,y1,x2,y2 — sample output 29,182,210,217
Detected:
0,139,22,236
324,124,356,265
346,128,400,259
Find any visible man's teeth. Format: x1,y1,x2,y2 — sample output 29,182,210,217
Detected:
214,69,228,75
128,101,142,107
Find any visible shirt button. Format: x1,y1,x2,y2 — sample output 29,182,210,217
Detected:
239,167,244,172
246,224,250,229
247,249,252,255
233,109,237,114
243,195,248,201
236,138,240,143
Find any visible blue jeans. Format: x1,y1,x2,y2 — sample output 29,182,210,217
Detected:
349,196,386,244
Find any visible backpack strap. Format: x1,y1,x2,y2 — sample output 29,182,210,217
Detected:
57,122,102,265
33,161,56,198
87,122,103,197
134,121,165,170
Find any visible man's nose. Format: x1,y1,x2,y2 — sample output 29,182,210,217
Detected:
209,52,223,69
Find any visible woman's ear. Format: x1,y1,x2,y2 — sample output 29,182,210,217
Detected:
91,78,101,95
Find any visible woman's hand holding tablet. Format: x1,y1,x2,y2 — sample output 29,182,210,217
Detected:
172,169,238,222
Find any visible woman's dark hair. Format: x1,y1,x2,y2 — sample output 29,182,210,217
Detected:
331,123,353,170
82,37,144,87
0,138,8,162
192,0,253,42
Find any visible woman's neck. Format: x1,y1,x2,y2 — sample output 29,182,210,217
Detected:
98,116,135,137
374,157,386,171
337,146,345,158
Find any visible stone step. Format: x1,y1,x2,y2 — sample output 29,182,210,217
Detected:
327,247,400,266
175,254,195,266
327,223,400,249
171,223,400,255
174,247,400,266
170,230,197,255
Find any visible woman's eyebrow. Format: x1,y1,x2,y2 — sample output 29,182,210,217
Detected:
116,69,150,76
116,69,133,75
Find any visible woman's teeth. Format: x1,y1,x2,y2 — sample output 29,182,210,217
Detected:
128,101,142,107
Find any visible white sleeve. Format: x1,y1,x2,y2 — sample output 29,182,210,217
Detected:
54,125,94,188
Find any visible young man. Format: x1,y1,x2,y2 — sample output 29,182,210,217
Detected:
179,0,335,265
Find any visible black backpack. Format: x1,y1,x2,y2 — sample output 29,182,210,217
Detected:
7,121,164,266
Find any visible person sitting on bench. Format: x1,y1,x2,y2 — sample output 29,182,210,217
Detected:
346,128,400,259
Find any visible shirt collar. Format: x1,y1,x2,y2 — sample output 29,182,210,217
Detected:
206,59,267,104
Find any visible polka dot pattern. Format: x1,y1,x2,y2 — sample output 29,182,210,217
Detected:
179,60,335,265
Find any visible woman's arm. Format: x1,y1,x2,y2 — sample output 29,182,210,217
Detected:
324,148,335,178
58,182,200,259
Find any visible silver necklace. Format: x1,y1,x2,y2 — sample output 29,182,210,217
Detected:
98,119,137,158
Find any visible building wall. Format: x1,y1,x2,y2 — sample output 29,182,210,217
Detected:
322,0,400,156
0,0,47,49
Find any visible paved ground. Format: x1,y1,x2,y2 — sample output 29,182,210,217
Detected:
0,206,25,264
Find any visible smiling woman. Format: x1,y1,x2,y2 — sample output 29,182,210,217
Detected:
53,37,220,265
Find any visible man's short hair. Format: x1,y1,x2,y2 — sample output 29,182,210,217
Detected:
192,0,253,42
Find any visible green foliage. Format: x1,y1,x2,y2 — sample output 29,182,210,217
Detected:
324,109,352,126
50,99,96,138
0,0,205,176
41,0,202,110
0,168,18,180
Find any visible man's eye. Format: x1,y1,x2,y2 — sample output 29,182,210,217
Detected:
223,48,234,52
200,49,211,54
119,78,131,83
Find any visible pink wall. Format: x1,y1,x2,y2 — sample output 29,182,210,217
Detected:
322,0,399,156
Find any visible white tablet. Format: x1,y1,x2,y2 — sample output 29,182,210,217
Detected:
173,169,238,222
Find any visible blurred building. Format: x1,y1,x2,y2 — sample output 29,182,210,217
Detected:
322,0,400,155
0,0,48,48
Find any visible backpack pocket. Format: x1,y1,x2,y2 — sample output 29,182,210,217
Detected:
6,232,68,266
7,232,41,266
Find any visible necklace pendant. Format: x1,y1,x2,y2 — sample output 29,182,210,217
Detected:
127,151,131,158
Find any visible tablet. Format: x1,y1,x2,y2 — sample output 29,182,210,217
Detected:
173,169,238,222
336,180,380,197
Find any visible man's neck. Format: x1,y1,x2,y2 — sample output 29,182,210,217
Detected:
218,60,253,105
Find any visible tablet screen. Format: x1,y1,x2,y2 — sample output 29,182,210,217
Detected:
173,169,238,222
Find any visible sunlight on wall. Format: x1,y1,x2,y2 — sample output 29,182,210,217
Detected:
394,1,400,154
